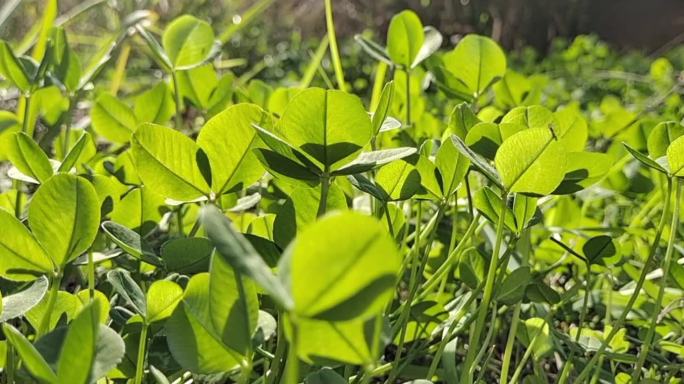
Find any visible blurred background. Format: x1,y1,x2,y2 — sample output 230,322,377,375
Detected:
2,0,684,96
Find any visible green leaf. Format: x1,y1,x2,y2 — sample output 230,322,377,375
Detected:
106,269,146,317
0,276,48,322
292,316,376,365
166,273,242,374
197,104,270,194
209,253,259,354
57,131,91,172
412,26,442,68
354,34,393,65
553,107,588,152
553,152,611,194
131,123,211,202
465,122,502,160
496,267,531,305
135,25,172,71
34,324,124,383
50,27,81,93
371,81,395,136
648,121,684,159
161,237,212,274
666,133,684,177
516,317,553,360
134,82,175,124
2,323,57,383
28,174,100,267
101,221,164,267
90,93,137,144
495,127,567,195
493,70,531,108
435,136,470,197
162,15,216,70
305,367,348,384
582,235,617,265
386,10,424,68
450,135,503,189
447,102,479,139
474,187,516,232
273,183,348,247
0,40,31,92
369,159,421,201
280,211,401,321
146,280,183,323
443,35,506,96
332,147,417,175
56,302,100,384
177,64,216,109
6,132,53,183
272,88,372,170
501,105,555,130
623,143,667,174
201,205,293,309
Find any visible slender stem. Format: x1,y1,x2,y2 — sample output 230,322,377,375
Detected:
21,94,31,134
384,204,395,239
87,248,95,301
324,0,346,92
462,191,508,384
418,215,480,298
62,95,76,157
171,70,183,129
388,202,423,383
6,343,15,384
13,181,22,218
266,312,286,384
176,205,184,236
404,70,411,127
316,175,330,217
14,93,32,219
284,324,299,384
573,179,673,383
37,270,62,338
558,263,592,384
500,303,521,384
509,325,543,384
134,324,149,384
632,178,681,381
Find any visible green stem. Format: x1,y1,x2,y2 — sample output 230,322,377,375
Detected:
418,215,480,299
37,270,62,338
461,191,508,384
509,324,544,384
405,70,411,127
387,202,423,383
21,94,31,134
14,93,32,219
62,95,76,157
560,262,593,384
284,324,299,384
316,175,330,217
383,204,395,239
87,248,95,301
5,343,15,384
632,178,681,381
266,312,286,384
573,179,673,383
324,0,346,92
176,205,184,236
134,324,149,384
500,303,521,384
171,70,183,129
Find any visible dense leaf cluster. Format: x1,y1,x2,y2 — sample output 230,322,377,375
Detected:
0,4,683,384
